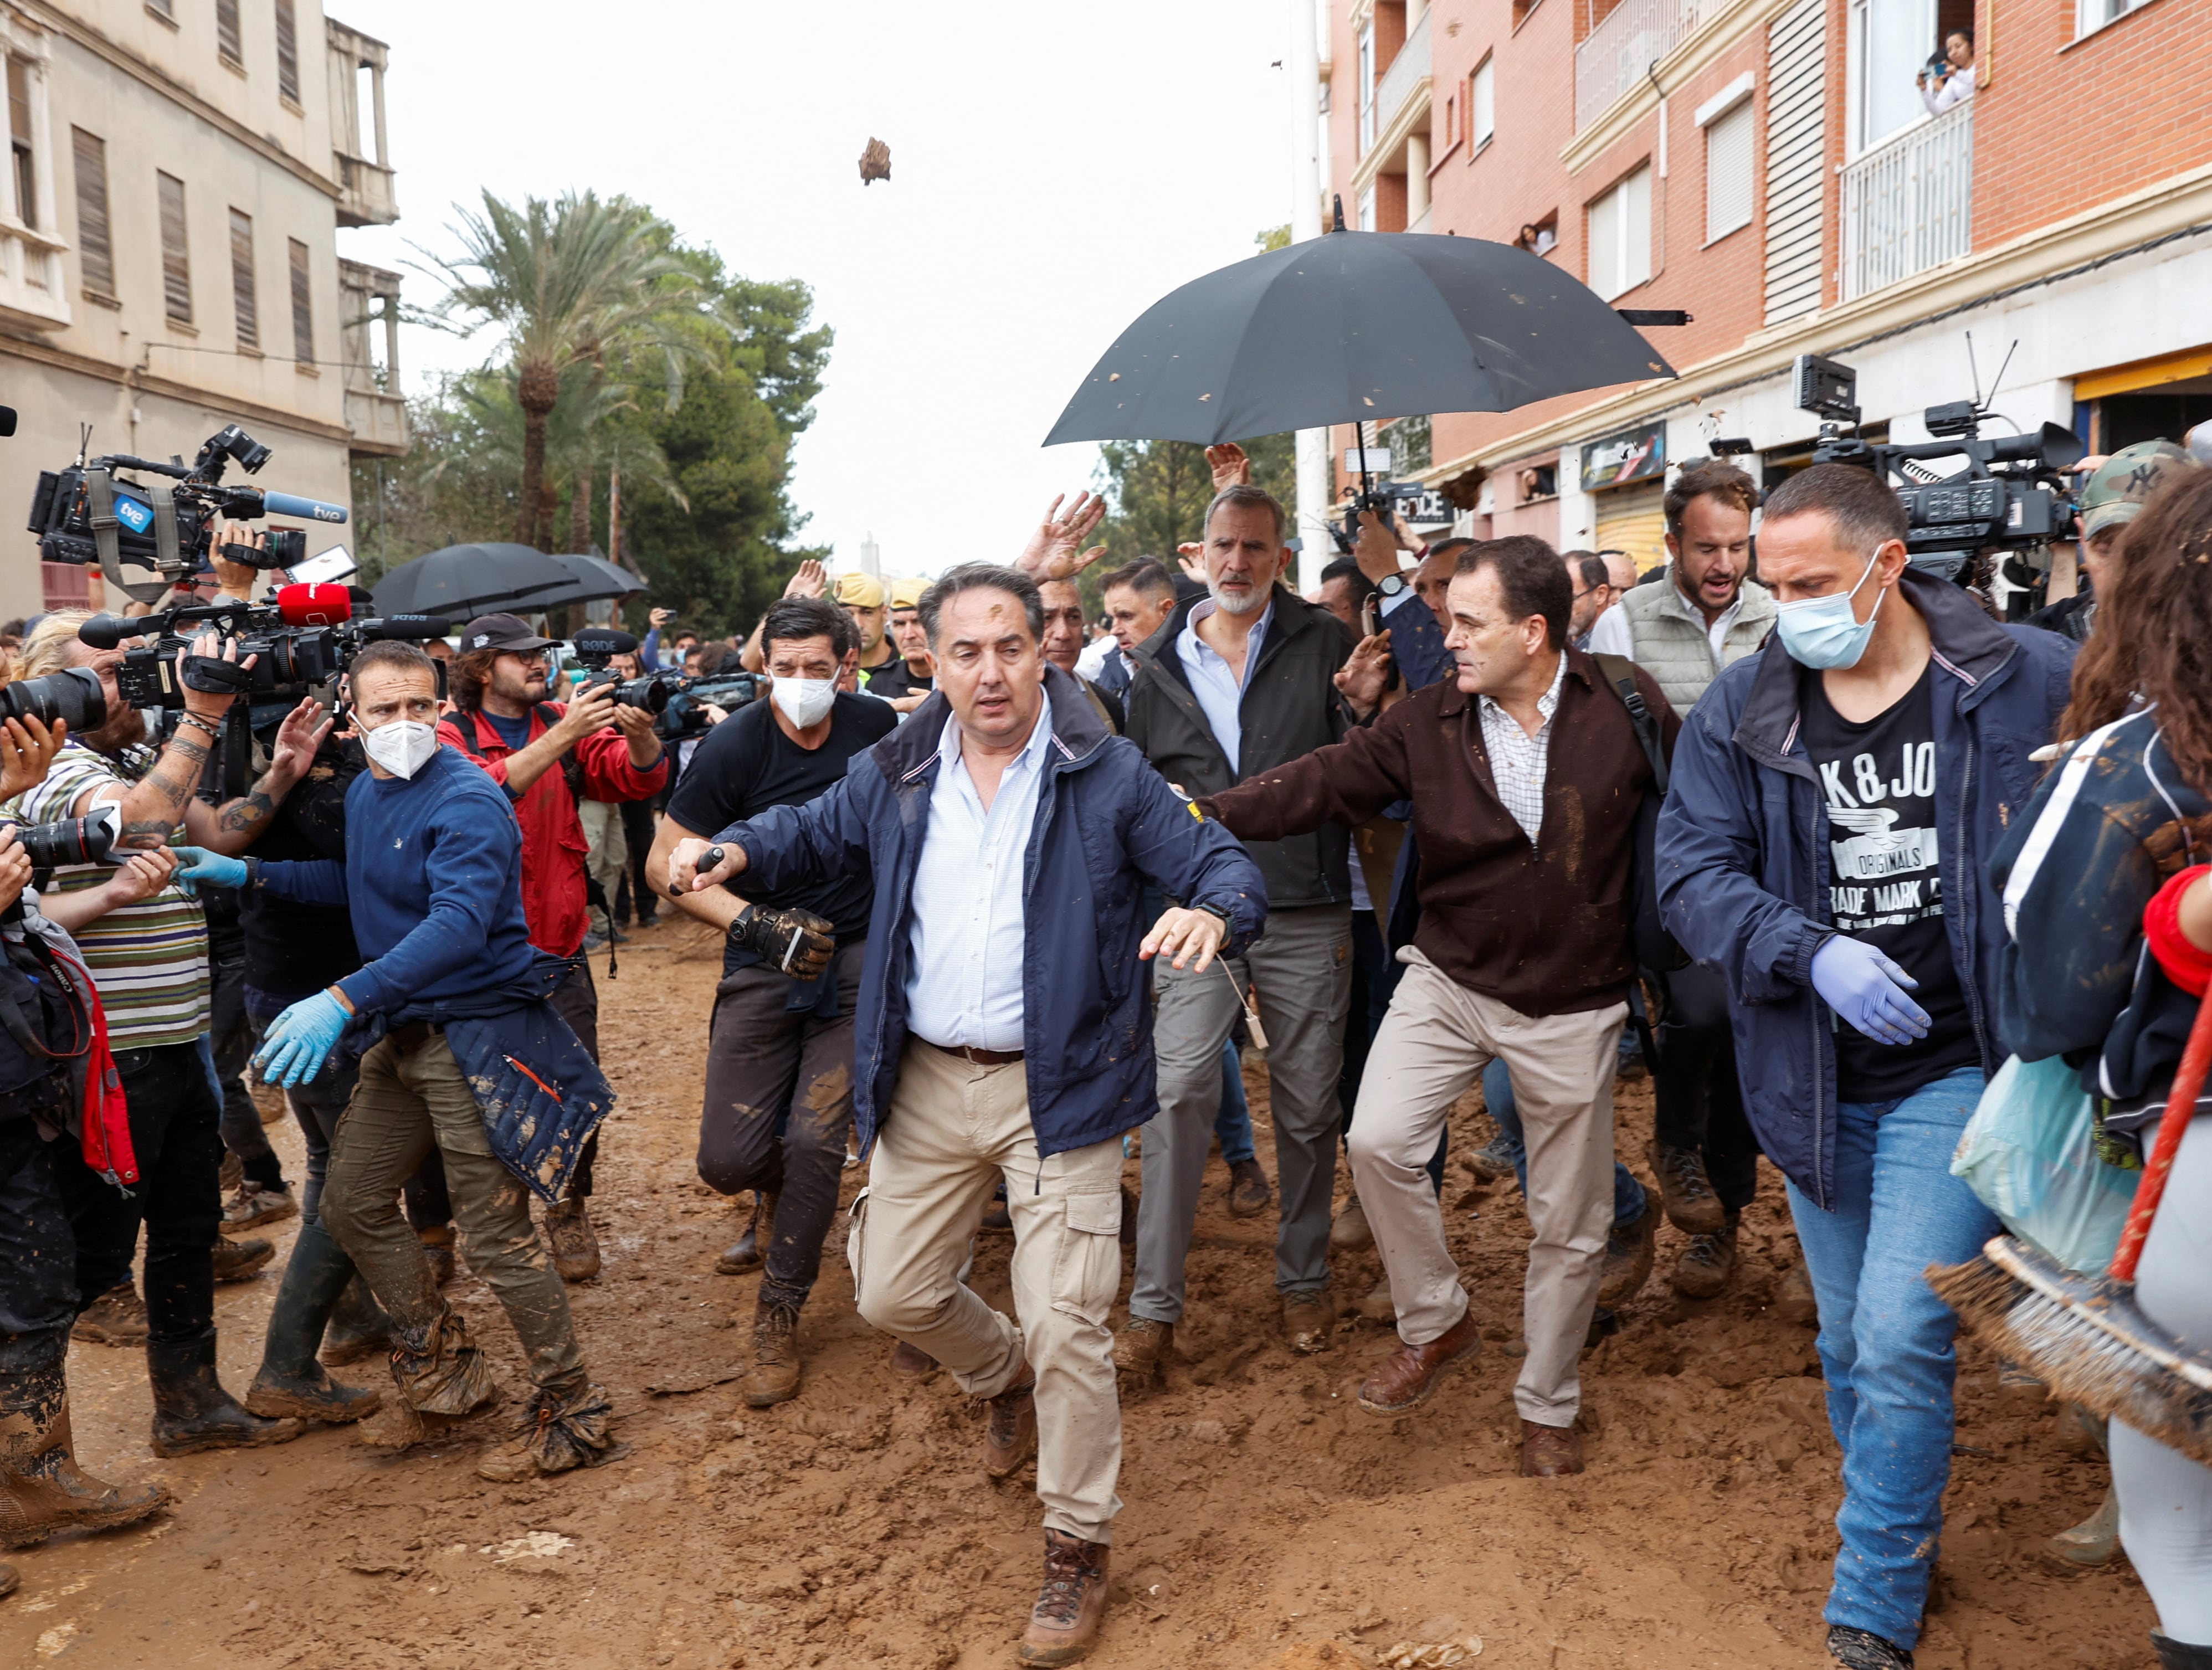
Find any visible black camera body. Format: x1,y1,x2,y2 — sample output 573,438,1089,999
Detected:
81,593,450,713
1793,352,2083,586
1330,479,1439,557
27,424,348,604
570,629,685,717
654,672,761,743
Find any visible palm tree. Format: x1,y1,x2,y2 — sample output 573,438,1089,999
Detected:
417,189,708,547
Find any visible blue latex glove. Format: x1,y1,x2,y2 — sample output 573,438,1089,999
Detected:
170,847,248,896
1811,935,1931,1047
252,990,350,1088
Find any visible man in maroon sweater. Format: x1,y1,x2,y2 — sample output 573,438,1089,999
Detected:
1199,537,1676,1477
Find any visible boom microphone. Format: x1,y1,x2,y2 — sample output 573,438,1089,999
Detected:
258,491,348,524
274,583,354,627
572,629,639,657
358,614,451,641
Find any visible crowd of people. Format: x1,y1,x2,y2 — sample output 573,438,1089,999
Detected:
0,432,2208,1670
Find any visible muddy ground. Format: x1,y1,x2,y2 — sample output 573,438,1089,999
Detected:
1,919,2159,1668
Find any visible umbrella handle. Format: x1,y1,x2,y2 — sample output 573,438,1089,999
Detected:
2110,972,2212,1283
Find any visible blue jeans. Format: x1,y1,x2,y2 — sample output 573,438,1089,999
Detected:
1215,1039,1255,1166
1484,1058,1646,1228
1786,1065,1994,1650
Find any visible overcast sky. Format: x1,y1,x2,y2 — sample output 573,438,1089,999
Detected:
336,0,1299,580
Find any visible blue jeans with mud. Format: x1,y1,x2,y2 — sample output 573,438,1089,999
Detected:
695,941,862,1311
1785,1065,1994,1650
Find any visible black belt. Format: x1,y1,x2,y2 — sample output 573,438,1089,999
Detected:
931,1042,1023,1067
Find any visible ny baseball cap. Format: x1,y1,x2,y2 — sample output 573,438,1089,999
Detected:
2079,440,2199,539
459,613,560,654
833,572,886,609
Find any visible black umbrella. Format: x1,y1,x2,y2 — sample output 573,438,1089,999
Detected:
1044,227,1676,449
371,542,578,619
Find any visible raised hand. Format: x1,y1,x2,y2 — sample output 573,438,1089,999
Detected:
1205,444,1253,490
1333,630,1394,715
1018,492,1109,582
0,717,63,802
268,698,335,785
784,559,827,600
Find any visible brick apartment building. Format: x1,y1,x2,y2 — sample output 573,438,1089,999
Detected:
1319,0,2212,576
0,0,406,621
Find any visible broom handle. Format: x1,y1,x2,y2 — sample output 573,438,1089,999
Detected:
2110,972,2212,1283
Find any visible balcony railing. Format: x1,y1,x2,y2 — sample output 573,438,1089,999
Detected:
1840,100,1973,301
1367,11,1431,156
1576,0,1700,131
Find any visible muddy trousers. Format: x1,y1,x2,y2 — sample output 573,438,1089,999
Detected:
322,1027,587,1400
0,1120,78,1381
695,943,861,1310
850,1042,1124,1544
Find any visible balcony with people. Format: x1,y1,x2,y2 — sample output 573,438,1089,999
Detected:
1838,0,1976,300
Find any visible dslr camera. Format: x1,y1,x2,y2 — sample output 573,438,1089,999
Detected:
27,424,350,604
1794,352,2083,595
568,629,760,742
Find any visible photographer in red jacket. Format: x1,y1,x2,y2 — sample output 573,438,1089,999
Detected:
437,614,669,1279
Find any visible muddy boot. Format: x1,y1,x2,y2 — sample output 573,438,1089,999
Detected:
1018,1529,1110,1667
221,1180,299,1234
983,1370,1038,1479
1598,1200,1657,1308
543,1195,602,1283
320,1275,394,1368
1670,1215,1741,1300
211,1236,275,1284
1467,1132,1517,1184
1827,1624,1914,1668
715,1192,773,1276
891,1340,939,1379
2152,1636,2212,1669
476,1381,624,1481
416,1224,458,1288
147,1333,301,1457
1330,1194,1373,1252
1282,1288,1336,1355
70,1283,148,1348
1112,1317,1173,1382
1775,1250,1819,1325
359,1307,499,1451
244,1221,382,1424
740,1298,804,1408
1226,1158,1272,1219
1647,1140,1728,1235
0,1350,170,1549
2042,1483,2122,1573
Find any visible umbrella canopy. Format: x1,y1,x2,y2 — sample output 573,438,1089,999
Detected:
371,543,578,619
1044,229,1676,448
448,552,647,621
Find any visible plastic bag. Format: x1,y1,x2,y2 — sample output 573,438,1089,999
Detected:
1951,1054,2139,1275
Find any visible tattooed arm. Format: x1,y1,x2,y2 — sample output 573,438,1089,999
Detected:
182,698,333,856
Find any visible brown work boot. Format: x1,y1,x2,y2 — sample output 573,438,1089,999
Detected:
741,1298,804,1407
1670,1214,1741,1300
1330,1194,1373,1251
1357,1305,1483,1415
1519,1418,1585,1477
890,1340,939,1379
543,1195,602,1283
1647,1140,1728,1235
222,1180,299,1234
1017,1528,1110,1666
1226,1158,1272,1219
1598,1199,1657,1308
417,1224,458,1288
715,1191,773,1275
1112,1317,1173,1381
1282,1288,1336,1355
71,1283,148,1348
0,1367,171,1549
212,1236,274,1284
1774,1251,1819,1325
983,1370,1038,1479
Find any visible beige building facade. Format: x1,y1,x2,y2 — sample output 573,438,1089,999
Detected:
0,0,403,621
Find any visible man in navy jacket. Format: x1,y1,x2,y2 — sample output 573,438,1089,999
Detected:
1656,465,2074,1670
671,563,1264,1668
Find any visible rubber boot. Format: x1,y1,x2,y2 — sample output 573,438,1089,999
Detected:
320,1273,394,1368
2153,1636,2212,1670
244,1221,383,1424
148,1332,302,1457
0,1350,169,1549
2042,1483,2122,1573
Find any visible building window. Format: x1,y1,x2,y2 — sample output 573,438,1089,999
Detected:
1358,20,1377,152
2076,0,2154,35
216,0,243,67
1587,166,1652,299
1850,0,1933,152
1516,212,1558,256
146,0,173,16
275,0,300,103
8,59,35,230
1358,183,1377,232
157,171,192,323
71,128,113,296
41,562,91,611
1471,56,1495,148
229,208,258,349
1701,89,1756,243
1444,93,1457,146
288,237,312,360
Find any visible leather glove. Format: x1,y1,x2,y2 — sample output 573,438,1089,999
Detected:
730,903,836,980
252,989,351,1088
1810,936,1930,1047
170,847,248,895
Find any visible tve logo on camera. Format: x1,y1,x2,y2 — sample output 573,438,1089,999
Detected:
111,494,156,535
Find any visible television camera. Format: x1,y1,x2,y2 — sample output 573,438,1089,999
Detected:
568,628,759,743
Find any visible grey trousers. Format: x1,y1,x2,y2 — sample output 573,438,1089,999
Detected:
1130,902,1352,1323
579,798,628,937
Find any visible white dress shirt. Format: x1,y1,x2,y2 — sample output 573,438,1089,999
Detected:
902,704,1055,1051
1585,578,1745,663
1477,650,1567,847
1175,598,1274,775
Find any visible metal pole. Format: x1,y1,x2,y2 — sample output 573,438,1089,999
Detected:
1290,0,1328,596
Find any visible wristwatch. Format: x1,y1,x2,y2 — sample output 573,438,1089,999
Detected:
1375,572,1408,599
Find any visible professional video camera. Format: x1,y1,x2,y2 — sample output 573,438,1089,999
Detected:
27,424,350,604
568,628,761,743
654,671,761,743
1793,351,2084,592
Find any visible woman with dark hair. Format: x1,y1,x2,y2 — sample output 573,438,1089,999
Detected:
1992,466,2212,1669
1918,28,1976,115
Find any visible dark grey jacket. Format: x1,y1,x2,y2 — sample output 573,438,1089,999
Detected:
1123,586,1358,912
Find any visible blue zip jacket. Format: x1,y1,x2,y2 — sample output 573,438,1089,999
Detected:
713,665,1268,1158
1655,571,2075,1206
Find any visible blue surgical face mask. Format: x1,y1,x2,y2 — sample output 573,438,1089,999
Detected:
1773,549,1888,670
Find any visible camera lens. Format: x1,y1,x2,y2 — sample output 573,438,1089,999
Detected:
0,666,107,733
12,809,118,870
617,674,675,715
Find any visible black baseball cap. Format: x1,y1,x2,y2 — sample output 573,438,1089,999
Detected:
459,613,559,654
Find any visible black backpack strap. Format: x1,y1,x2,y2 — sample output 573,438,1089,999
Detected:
1592,652,1667,795
449,708,527,805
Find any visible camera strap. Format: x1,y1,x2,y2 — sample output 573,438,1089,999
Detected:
181,654,254,695
84,468,172,607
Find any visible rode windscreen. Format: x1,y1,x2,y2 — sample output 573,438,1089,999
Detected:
358,614,451,642
274,583,354,628
572,629,638,657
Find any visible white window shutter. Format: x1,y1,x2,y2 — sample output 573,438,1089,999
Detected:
1706,100,1755,242
1472,59,1495,146
1623,167,1652,292
1589,183,1621,299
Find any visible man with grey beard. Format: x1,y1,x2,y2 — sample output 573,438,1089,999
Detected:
1115,484,1369,1372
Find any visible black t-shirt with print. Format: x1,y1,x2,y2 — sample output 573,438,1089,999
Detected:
1800,662,1982,1103
665,693,897,974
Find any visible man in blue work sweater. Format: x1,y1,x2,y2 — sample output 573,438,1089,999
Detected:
177,640,620,1482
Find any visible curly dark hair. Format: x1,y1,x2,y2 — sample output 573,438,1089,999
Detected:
2061,466,2212,794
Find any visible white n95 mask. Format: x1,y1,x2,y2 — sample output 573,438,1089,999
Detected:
362,719,438,779
771,677,838,729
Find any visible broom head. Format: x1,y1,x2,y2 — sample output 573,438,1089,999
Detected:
1929,1234,2212,1466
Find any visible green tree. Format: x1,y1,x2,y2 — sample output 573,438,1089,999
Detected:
1089,433,1296,579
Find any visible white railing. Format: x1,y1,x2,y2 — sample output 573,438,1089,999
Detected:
1367,11,1431,155
1840,100,1973,301
1576,0,1700,131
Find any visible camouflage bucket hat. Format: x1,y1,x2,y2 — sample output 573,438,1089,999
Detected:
2080,440,2197,539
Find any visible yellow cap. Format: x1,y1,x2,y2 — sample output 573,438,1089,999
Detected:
833,572,886,608
888,576,926,609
